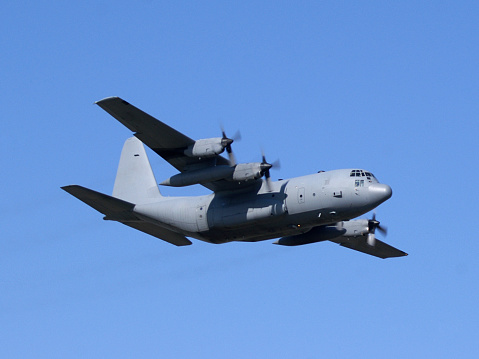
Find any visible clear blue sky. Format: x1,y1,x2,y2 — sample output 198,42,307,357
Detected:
1,1,478,358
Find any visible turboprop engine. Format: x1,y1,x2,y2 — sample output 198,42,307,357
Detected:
183,129,240,163
160,165,235,187
232,162,269,181
184,138,228,158
161,155,277,187
274,219,382,246
160,161,271,187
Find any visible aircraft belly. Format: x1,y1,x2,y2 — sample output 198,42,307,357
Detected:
201,221,300,244
203,205,333,243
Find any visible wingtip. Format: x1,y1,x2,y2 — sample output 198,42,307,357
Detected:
61,185,82,194
94,96,121,105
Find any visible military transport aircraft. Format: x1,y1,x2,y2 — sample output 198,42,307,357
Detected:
62,97,407,259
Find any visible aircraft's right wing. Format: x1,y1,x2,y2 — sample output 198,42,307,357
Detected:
95,97,257,192
95,97,230,171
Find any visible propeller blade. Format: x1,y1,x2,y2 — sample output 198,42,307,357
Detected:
260,154,272,176
232,130,241,142
377,224,388,236
367,233,376,246
260,151,280,192
271,159,281,170
367,213,387,246
228,152,237,167
221,126,240,166
264,176,273,192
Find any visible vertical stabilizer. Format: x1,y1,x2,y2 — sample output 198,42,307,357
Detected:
113,137,162,203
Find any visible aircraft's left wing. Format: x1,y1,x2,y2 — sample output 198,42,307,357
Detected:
330,236,407,259
275,226,407,259
96,97,233,191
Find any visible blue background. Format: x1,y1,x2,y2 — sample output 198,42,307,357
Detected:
1,1,478,358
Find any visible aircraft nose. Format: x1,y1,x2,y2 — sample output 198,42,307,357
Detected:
368,183,392,204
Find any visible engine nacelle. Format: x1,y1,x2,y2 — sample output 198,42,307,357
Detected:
274,219,370,246
184,138,225,157
160,165,234,187
338,219,369,237
232,163,263,182
161,161,268,187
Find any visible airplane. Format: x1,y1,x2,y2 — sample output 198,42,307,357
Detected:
62,97,407,259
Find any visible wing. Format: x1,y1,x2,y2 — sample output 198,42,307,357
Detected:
274,226,406,259
61,185,192,246
95,97,237,192
331,236,407,259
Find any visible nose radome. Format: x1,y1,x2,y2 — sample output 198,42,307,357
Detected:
368,183,392,204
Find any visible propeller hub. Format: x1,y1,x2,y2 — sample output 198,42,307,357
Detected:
221,138,234,147
260,163,273,172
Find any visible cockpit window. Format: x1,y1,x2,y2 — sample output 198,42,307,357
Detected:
350,170,377,180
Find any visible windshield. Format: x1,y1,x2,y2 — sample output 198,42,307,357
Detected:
349,169,378,181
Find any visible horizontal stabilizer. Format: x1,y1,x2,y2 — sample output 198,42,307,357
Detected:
331,237,407,259
61,185,136,219
61,185,192,246
121,222,192,246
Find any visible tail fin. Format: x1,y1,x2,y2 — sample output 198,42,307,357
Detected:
113,137,162,203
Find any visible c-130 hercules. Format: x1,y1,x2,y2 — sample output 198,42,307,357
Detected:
62,97,407,259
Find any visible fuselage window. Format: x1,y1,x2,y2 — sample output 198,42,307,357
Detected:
355,180,364,187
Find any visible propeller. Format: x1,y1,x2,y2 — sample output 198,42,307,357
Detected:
260,152,280,192
221,126,241,166
367,213,388,246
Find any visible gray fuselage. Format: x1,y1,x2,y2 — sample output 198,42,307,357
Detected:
133,168,392,244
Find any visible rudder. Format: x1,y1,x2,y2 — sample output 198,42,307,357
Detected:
113,137,162,203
